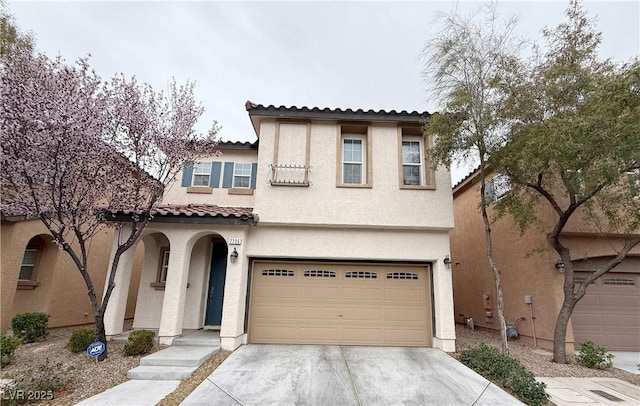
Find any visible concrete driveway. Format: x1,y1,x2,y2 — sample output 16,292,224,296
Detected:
181,345,523,405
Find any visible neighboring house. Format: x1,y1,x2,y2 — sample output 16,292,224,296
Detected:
0,217,142,332
451,170,640,352
102,101,457,352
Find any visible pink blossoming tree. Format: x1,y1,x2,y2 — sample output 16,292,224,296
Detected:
1,48,218,359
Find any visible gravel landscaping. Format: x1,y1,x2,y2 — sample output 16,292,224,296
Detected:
0,321,231,405
454,324,640,386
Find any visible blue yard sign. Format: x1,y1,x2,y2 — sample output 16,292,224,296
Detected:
86,341,105,358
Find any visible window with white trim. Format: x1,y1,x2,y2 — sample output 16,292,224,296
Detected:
17,236,45,289
192,162,212,186
343,138,364,184
233,163,252,188
627,169,640,198
402,140,422,186
159,249,170,283
485,173,511,204
337,124,370,188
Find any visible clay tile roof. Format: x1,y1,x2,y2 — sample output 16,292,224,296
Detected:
217,140,258,149
151,204,256,221
245,100,430,123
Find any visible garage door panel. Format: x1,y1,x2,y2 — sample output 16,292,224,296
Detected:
254,305,297,320
341,307,382,321
385,308,426,322
600,294,639,307
573,270,640,351
249,261,432,346
342,287,382,301
298,286,340,300
257,285,298,299
342,328,383,343
385,329,427,344
385,288,424,302
298,327,340,342
253,326,298,341
298,306,340,320
603,313,640,327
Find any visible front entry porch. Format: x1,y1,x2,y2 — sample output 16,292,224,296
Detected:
102,204,257,351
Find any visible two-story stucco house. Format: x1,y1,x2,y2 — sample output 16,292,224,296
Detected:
102,102,457,352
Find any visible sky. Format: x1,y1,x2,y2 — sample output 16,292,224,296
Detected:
8,0,640,185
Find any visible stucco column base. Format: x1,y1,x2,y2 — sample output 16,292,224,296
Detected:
159,335,180,346
433,337,456,352
221,334,246,351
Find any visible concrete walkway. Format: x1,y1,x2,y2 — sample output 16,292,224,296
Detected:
537,377,640,405
610,352,640,375
182,345,523,405
76,330,220,406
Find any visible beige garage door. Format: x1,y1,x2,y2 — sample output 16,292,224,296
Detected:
248,261,432,346
572,271,640,351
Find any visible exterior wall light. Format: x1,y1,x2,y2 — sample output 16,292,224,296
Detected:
230,248,239,263
555,259,565,272
443,255,452,269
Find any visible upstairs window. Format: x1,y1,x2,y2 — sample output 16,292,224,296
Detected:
233,163,252,188
192,162,212,186
337,124,371,188
398,127,434,189
485,173,511,204
343,138,364,184
402,141,422,186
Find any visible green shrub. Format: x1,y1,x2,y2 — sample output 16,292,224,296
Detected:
11,312,49,343
460,343,549,406
123,330,155,356
67,328,95,353
2,361,74,405
577,340,614,369
0,333,23,367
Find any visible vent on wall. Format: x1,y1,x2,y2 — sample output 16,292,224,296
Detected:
262,269,295,277
304,270,336,278
387,272,419,280
345,271,377,279
603,278,635,286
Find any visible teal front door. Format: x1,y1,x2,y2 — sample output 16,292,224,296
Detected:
205,241,227,326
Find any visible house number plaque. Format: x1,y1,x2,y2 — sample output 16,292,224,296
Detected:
228,238,242,245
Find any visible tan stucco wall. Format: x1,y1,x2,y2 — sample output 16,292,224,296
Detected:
162,149,257,207
253,120,454,229
1,219,142,332
451,179,640,350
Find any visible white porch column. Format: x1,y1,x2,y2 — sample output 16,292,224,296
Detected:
432,255,457,352
104,236,135,338
220,242,249,351
158,231,192,345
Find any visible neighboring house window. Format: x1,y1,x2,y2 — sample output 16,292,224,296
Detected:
565,169,586,196
337,124,371,188
18,236,44,289
343,138,364,184
233,163,252,188
192,162,212,186
628,169,640,198
402,140,422,186
485,173,511,203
